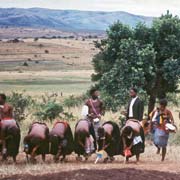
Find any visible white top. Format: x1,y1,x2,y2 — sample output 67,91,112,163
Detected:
129,96,138,118
81,105,89,118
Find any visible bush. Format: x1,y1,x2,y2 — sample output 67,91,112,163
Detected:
35,94,77,122
7,92,34,123
119,115,126,128
23,62,28,66
44,50,49,54
63,94,87,108
39,44,44,48
35,102,64,122
34,37,39,42
169,131,180,145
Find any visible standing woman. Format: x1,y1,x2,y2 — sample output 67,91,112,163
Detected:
150,99,174,161
83,88,105,138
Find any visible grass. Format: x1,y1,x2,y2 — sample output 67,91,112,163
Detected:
0,70,93,96
0,38,97,71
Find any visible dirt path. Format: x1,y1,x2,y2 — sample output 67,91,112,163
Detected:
2,168,180,180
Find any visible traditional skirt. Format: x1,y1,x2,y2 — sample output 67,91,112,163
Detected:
153,128,169,148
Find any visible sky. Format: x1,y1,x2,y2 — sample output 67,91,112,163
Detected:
0,0,179,17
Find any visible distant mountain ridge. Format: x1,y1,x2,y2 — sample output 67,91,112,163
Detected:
0,8,153,31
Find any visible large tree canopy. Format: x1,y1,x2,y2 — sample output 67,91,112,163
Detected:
92,12,180,113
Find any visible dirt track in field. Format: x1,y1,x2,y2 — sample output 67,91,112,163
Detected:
2,168,180,180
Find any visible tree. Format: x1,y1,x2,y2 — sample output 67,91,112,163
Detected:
92,12,180,114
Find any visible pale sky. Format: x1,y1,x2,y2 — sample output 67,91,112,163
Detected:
0,0,179,17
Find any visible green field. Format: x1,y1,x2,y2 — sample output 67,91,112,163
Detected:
0,72,92,96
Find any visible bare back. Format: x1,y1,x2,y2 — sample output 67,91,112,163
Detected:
76,120,89,133
51,123,66,138
103,123,113,135
125,119,142,135
29,123,47,139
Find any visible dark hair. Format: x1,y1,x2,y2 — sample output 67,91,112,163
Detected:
130,87,138,93
0,93,6,101
123,126,133,136
159,99,168,107
89,87,98,96
98,127,105,138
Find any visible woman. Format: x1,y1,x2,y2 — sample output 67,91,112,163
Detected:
150,99,174,161
97,121,120,162
120,119,145,163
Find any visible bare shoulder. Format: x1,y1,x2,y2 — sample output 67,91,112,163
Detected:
166,108,173,115
4,103,13,109
98,99,104,104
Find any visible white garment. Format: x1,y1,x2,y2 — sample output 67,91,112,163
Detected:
129,96,138,118
81,105,89,118
133,136,142,145
85,135,95,154
152,110,158,122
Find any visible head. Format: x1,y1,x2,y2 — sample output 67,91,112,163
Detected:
76,131,91,154
122,126,134,139
159,99,167,111
90,88,100,100
49,135,62,151
129,88,137,98
0,93,6,105
97,127,105,139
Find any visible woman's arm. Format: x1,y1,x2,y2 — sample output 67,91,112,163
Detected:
122,136,127,150
168,110,174,124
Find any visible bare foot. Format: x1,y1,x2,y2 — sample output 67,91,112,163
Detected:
103,157,109,163
76,156,82,161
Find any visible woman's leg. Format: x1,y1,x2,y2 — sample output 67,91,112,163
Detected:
136,154,140,162
156,146,160,154
162,147,166,161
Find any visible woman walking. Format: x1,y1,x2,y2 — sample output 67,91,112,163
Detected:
150,99,175,161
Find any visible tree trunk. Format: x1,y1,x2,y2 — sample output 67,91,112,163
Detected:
147,70,160,116
148,94,156,116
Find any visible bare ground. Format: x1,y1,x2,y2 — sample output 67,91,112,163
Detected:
1,166,180,180
1,146,180,179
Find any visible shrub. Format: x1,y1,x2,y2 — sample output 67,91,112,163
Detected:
7,92,34,123
23,62,28,66
169,131,180,145
45,50,49,54
35,94,77,122
39,44,43,48
34,37,39,42
63,94,87,108
35,102,64,122
119,115,126,128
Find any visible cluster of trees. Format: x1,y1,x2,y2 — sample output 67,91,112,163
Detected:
92,12,180,113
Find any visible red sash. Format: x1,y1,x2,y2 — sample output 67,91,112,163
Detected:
53,121,69,129
1,117,14,121
89,99,99,116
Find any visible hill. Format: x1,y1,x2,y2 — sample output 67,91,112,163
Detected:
0,8,153,32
